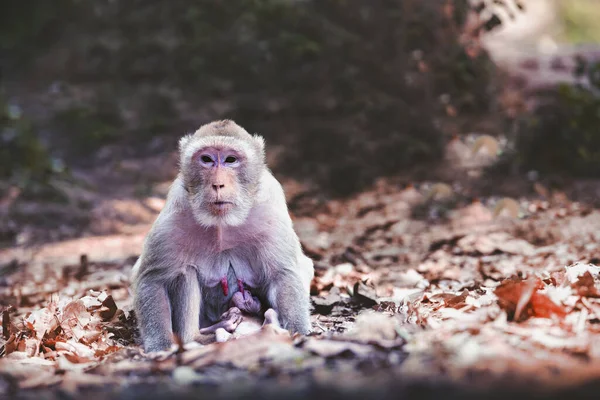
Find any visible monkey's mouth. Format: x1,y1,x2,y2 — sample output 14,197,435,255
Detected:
211,201,233,213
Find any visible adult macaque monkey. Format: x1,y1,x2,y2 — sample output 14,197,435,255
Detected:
131,120,314,352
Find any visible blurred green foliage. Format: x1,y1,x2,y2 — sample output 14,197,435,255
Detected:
2,0,498,195
559,0,600,44
515,60,600,176
0,0,78,197
0,93,59,194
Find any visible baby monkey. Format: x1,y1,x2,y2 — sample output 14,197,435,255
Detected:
198,286,276,343
196,263,265,343
132,120,314,352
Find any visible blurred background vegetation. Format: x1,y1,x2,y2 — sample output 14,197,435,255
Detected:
513,0,600,178
1,0,600,201
559,0,600,43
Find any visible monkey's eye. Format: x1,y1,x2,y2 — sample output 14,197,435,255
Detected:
200,155,213,164
224,156,238,164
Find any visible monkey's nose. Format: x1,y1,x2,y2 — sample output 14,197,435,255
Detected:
212,184,225,192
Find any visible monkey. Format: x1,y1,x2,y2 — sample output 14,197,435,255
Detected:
196,289,281,343
131,120,314,352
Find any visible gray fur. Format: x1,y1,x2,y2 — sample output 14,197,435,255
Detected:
168,265,201,343
131,120,314,352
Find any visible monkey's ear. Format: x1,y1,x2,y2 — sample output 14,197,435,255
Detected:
179,134,193,152
252,134,266,154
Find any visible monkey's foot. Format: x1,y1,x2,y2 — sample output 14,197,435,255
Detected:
231,291,262,315
198,307,243,334
261,308,287,335
143,343,179,360
262,308,281,329
215,328,233,343
142,337,177,354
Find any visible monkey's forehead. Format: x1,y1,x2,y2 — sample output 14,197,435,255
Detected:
182,135,259,160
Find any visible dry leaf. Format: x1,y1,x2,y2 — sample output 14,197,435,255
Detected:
572,272,600,298
444,290,469,309
495,278,567,321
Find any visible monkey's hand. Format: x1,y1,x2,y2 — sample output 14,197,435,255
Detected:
230,291,262,315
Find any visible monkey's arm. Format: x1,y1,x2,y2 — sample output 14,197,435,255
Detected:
259,234,312,334
169,265,201,344
133,275,174,352
267,270,311,334
256,172,313,335
132,203,202,352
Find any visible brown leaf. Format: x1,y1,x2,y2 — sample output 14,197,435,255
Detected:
445,290,469,309
3,333,18,355
572,272,600,298
495,278,567,321
78,329,103,346
99,295,118,320
529,293,568,320
94,345,121,359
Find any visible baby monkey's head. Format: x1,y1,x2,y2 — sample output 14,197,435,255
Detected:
179,120,266,227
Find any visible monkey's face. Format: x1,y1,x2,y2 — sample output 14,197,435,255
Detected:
186,145,258,227
179,122,266,227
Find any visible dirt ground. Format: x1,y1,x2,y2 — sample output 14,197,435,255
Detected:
2,139,600,400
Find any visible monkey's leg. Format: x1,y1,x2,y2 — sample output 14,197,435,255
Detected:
169,266,201,344
267,275,311,335
198,307,243,334
135,280,174,352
